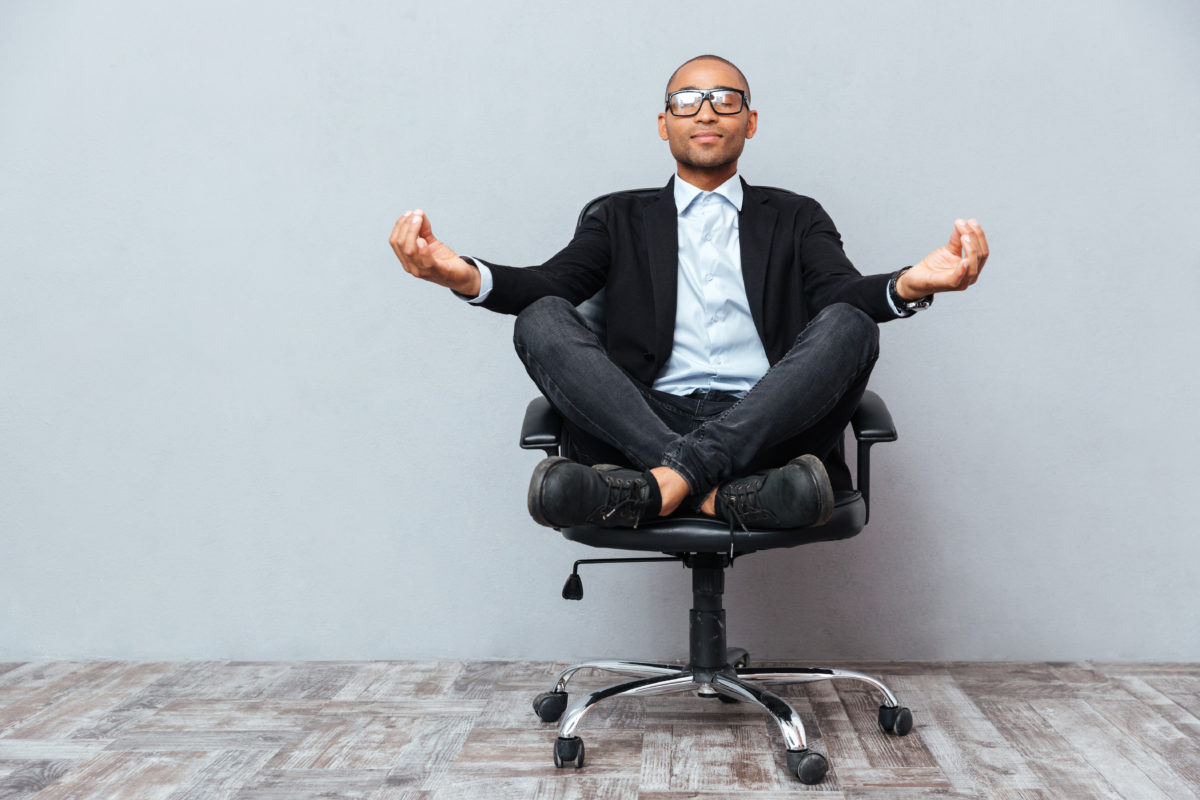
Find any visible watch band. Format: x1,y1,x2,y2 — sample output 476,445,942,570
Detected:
889,267,933,315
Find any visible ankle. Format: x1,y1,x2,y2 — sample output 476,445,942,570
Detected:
699,488,718,517
650,466,691,516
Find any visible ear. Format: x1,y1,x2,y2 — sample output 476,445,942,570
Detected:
745,109,758,140
657,112,669,141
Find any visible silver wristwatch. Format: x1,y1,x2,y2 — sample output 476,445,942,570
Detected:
889,267,933,315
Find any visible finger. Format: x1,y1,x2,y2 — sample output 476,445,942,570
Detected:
401,209,426,261
967,218,989,269
417,211,435,244
390,211,414,269
960,232,980,286
955,258,970,289
390,211,411,248
947,220,964,256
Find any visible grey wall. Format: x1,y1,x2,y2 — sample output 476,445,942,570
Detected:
2,0,1198,662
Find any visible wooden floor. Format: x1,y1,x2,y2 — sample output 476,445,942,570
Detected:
0,660,1198,799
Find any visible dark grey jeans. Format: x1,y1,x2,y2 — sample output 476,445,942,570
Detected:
513,296,879,498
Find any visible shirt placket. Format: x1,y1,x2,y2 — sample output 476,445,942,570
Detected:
700,196,724,381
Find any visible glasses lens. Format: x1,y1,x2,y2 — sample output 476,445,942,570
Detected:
669,90,703,115
710,90,743,114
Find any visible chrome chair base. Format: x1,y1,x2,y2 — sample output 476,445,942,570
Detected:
534,649,912,785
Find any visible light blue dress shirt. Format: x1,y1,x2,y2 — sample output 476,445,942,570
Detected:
464,174,911,397
652,174,770,397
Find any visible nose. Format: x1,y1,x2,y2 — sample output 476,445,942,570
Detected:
694,96,719,121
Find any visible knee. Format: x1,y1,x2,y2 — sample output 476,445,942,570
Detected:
513,296,575,351
813,303,879,361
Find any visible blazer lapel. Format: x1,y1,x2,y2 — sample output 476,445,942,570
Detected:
739,179,777,340
642,177,679,359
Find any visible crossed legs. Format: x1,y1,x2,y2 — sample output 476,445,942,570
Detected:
513,296,879,520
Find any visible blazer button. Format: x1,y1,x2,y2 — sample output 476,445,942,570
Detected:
642,352,655,362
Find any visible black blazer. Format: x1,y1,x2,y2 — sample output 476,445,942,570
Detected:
481,177,901,386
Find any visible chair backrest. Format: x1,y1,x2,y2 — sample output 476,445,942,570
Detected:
573,187,661,229
572,189,660,341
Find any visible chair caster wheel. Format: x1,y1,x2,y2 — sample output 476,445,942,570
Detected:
878,704,913,735
729,649,750,669
532,691,568,722
553,736,585,768
786,748,828,784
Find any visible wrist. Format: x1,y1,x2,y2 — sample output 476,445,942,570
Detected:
894,267,923,301
888,266,934,316
456,256,482,297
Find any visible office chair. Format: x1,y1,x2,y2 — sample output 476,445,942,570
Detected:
516,190,915,786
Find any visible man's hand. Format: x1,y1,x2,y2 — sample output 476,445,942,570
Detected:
389,209,481,297
896,218,990,300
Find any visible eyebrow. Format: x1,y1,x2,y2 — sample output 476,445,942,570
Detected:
674,85,741,92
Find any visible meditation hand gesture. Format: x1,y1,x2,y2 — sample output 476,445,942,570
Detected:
389,209,481,297
896,218,990,299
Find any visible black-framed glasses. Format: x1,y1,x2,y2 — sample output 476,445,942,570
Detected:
664,88,748,116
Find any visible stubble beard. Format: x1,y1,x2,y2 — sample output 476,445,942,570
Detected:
670,137,746,173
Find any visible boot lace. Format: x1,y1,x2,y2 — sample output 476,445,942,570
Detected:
718,478,763,557
720,479,762,532
599,475,650,528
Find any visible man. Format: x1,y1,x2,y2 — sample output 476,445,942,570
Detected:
390,55,989,531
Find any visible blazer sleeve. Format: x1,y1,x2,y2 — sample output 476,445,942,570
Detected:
478,208,611,316
798,202,899,323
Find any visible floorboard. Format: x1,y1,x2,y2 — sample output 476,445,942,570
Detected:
0,660,1194,798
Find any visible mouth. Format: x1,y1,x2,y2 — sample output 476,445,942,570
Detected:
691,131,723,143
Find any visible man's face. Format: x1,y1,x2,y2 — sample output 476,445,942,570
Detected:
657,59,757,176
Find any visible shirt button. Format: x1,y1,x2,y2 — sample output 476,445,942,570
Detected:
705,274,713,282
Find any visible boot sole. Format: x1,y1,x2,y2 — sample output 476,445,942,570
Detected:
792,454,835,526
527,456,572,528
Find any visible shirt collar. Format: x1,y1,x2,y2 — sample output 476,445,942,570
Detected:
674,173,744,215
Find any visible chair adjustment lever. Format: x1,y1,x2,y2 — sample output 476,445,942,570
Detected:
562,557,679,601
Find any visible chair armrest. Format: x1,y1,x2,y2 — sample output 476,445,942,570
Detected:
850,390,896,524
851,390,898,443
520,396,562,455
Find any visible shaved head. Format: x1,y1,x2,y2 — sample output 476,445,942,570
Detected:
665,55,750,100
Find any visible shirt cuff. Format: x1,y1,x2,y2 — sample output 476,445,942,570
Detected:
451,256,493,304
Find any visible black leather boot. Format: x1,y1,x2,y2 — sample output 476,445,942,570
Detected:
527,457,662,528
